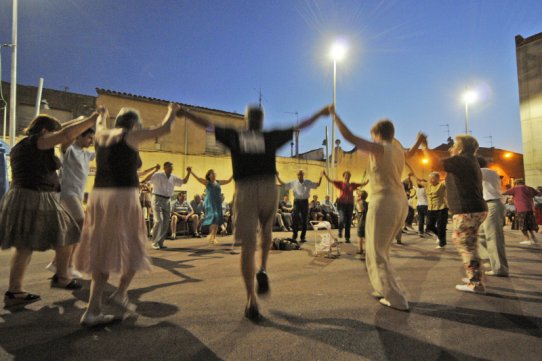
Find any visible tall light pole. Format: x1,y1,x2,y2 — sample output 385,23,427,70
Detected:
8,0,18,146
462,89,477,134
329,41,347,198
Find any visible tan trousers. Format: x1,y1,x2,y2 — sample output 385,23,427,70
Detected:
478,200,508,275
365,193,409,309
233,177,278,248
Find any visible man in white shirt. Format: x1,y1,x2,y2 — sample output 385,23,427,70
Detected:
145,162,191,249
277,170,323,242
477,158,508,277
47,127,95,278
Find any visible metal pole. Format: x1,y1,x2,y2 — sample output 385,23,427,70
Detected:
464,102,469,134
183,115,188,172
9,0,18,146
330,60,337,200
325,126,329,196
2,107,6,141
34,78,44,117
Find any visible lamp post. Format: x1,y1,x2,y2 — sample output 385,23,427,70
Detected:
329,41,347,199
462,89,477,134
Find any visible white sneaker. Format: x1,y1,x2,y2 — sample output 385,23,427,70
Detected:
45,262,56,273
435,245,445,249
80,310,115,327
455,283,485,294
519,240,535,245
461,277,470,283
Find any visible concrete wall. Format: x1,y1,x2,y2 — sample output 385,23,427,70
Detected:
516,33,542,187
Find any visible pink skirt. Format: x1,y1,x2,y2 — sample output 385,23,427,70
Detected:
74,188,152,275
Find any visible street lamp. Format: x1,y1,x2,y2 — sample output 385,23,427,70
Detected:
329,40,347,198
462,89,478,134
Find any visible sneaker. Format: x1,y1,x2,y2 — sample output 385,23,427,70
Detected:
151,243,161,250
345,239,351,243
485,270,508,277
435,245,445,249
519,240,535,245
4,291,41,308
160,245,168,249
256,270,270,295
300,239,307,243
455,283,485,294
80,310,115,327
461,277,470,284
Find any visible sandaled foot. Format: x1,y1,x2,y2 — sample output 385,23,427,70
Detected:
4,291,41,308
50,274,82,290
108,291,137,312
80,310,115,327
256,270,270,296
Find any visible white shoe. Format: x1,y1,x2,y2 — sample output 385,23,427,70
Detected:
378,298,409,311
519,240,535,245
80,310,115,327
455,283,485,294
45,262,56,273
462,277,470,283
435,245,445,249
109,292,137,312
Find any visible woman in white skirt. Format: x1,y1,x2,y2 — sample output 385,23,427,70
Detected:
0,112,99,308
332,109,425,311
75,103,180,326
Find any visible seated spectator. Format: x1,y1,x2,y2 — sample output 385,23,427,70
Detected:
322,194,339,228
171,192,201,238
275,212,289,232
504,197,516,227
278,195,293,231
190,194,205,234
220,193,233,235
309,195,324,221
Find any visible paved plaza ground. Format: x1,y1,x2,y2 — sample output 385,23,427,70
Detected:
1,226,541,361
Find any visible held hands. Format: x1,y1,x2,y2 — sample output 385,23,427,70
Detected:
155,164,161,170
186,166,192,174
168,103,181,114
320,104,334,117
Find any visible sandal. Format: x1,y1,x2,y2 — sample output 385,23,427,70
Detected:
50,274,82,290
4,291,41,308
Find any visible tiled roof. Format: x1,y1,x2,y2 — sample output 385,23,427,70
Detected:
95,88,243,118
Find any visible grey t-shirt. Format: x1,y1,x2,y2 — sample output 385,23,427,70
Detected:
60,144,95,200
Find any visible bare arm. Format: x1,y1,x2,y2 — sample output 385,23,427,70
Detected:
420,138,444,172
190,169,208,186
218,175,233,186
332,110,383,155
276,172,286,186
405,132,426,159
139,164,160,178
322,170,333,183
180,167,192,184
178,107,214,129
296,105,333,131
315,170,324,187
125,103,180,148
37,111,100,150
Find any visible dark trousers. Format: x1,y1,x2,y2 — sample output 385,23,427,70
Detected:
417,205,428,234
426,208,448,246
292,199,309,241
338,202,354,240
405,206,415,226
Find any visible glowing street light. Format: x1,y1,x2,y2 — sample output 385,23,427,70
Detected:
504,152,513,159
328,40,348,199
462,89,478,134
421,158,429,165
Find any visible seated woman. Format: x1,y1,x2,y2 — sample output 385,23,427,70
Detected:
309,195,324,221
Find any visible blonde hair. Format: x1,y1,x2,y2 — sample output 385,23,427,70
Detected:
454,135,479,155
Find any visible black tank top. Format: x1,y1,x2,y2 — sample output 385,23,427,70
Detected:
94,133,142,188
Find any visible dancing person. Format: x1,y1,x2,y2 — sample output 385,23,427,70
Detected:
422,135,488,293
75,103,180,326
0,112,100,307
323,170,367,243
190,169,233,244
46,127,96,279
170,192,201,238
276,170,323,243
357,190,369,258
424,172,449,248
502,179,539,245
181,103,332,321
414,180,428,236
332,109,425,310
143,161,191,249
476,158,508,277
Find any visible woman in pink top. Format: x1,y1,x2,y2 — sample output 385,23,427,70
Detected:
502,179,539,245
323,170,368,243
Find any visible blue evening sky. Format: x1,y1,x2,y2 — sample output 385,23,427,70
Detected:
1,0,541,155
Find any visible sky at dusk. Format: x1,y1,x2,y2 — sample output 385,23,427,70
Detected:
1,0,541,156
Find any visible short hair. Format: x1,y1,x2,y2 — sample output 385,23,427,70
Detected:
477,157,488,168
429,172,440,180
454,135,479,156
114,107,143,130
80,127,95,137
205,169,215,182
515,179,525,186
342,170,351,178
24,114,62,136
370,119,395,141
297,170,304,176
164,161,173,168
245,104,264,129
360,190,368,200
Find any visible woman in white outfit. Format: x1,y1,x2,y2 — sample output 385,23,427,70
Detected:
332,109,424,310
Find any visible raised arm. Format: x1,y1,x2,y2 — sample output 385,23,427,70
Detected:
322,170,333,183
420,137,444,172
218,175,233,186
315,170,324,187
332,110,383,155
405,132,426,159
276,172,286,186
296,105,333,131
37,111,100,150
189,169,208,186
178,107,214,129
125,103,180,148
180,167,192,184
139,164,160,179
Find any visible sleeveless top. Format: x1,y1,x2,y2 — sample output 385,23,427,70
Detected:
368,141,405,199
94,132,142,188
10,135,61,192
